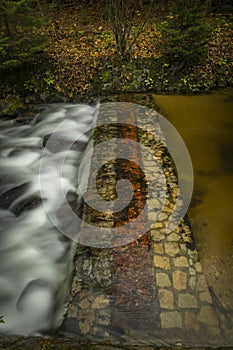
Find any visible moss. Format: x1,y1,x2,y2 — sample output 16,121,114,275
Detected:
0,95,25,116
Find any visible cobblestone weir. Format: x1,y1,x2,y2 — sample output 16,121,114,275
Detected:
60,100,228,347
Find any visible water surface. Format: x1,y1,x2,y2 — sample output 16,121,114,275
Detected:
153,89,233,313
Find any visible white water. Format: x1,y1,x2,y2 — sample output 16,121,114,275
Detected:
0,104,97,335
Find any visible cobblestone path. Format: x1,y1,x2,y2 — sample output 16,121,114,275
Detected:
61,102,227,347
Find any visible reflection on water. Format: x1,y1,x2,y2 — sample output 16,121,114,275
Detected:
153,89,233,316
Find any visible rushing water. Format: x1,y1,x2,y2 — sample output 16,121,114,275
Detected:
0,104,97,335
153,89,233,312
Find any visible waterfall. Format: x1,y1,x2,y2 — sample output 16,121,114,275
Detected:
0,103,98,335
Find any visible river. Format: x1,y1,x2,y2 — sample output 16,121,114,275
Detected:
153,88,233,317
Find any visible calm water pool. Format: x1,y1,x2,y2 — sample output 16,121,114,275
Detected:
153,89,233,318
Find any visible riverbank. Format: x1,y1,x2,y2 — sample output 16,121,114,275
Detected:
0,5,232,114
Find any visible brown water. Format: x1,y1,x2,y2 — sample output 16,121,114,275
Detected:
153,89,233,314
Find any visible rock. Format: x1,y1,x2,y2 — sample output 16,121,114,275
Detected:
173,256,189,267
92,295,110,309
164,242,180,256
158,289,174,309
154,255,170,269
178,293,198,308
160,311,182,329
184,312,199,332
198,306,219,326
153,243,164,254
196,275,208,292
156,272,171,287
173,270,187,291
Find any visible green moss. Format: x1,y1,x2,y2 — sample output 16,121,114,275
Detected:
0,95,25,116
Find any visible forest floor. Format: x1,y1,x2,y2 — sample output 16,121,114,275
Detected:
0,4,233,111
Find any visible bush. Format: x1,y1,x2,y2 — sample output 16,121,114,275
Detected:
0,0,48,70
159,0,210,67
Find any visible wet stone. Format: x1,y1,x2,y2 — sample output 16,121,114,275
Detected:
178,293,198,308
160,212,169,221
196,275,208,292
158,289,174,309
195,262,203,273
164,242,180,256
160,311,182,329
189,267,196,276
167,232,180,242
67,304,77,318
198,306,219,326
156,272,171,287
92,295,110,309
184,312,200,332
199,291,212,303
173,256,189,267
79,320,90,334
151,222,163,229
153,243,164,254
154,255,170,269
150,230,165,242
188,276,197,290
173,270,187,291
79,299,90,309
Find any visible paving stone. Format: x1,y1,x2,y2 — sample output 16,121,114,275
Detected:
167,232,180,242
188,276,197,290
151,222,163,229
160,212,169,221
156,272,171,287
79,320,90,334
189,258,194,266
164,242,180,256
194,262,203,273
188,249,198,260
147,198,161,208
173,256,189,267
158,289,174,309
150,229,165,242
163,205,173,214
184,312,200,332
153,242,164,254
178,293,198,308
160,311,182,329
79,299,90,309
180,243,187,254
67,304,77,318
196,275,208,292
173,270,187,290
207,326,221,337
198,306,219,326
199,291,212,303
92,295,110,309
189,267,196,276
154,255,170,269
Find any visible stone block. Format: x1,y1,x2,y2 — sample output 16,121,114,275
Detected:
160,311,182,329
165,242,180,256
199,291,212,303
153,243,164,254
174,256,189,267
196,275,208,292
156,272,171,287
158,289,174,309
154,255,170,269
173,270,187,290
184,312,199,332
198,306,219,326
167,232,180,242
178,293,198,308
